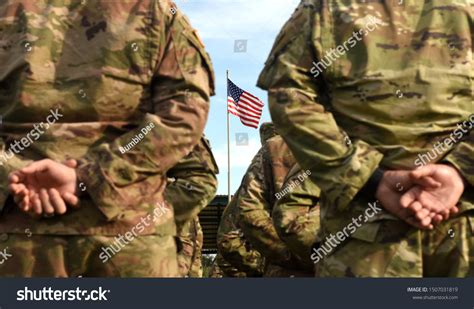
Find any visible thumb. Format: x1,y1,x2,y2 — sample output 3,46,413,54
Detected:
20,160,51,174
410,165,438,181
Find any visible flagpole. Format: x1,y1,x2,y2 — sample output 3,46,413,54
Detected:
226,69,231,204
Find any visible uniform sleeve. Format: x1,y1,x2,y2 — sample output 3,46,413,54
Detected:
272,166,321,266
257,3,383,211
165,138,218,224
443,133,473,187
237,146,293,265
217,190,264,277
76,6,214,220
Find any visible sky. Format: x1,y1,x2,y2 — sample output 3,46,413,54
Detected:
176,0,300,195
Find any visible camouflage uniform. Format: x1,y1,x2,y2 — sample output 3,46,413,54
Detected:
174,217,205,277
259,0,473,277
215,123,278,277
236,128,313,276
0,0,214,277
208,254,224,278
217,187,265,277
212,252,246,278
272,164,321,268
164,137,218,277
188,219,204,277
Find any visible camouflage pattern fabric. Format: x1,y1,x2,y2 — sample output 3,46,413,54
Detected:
188,218,204,277
237,134,312,275
214,252,247,278
0,0,213,277
272,164,321,268
208,255,225,278
215,123,277,277
318,208,474,277
217,188,265,277
0,233,178,277
259,122,277,145
0,0,214,237
165,136,218,277
165,137,219,226
175,217,204,277
258,0,473,277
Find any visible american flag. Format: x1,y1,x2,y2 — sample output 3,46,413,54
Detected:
227,78,264,129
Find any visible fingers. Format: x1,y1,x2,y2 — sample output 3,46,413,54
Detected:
39,188,54,216
411,176,441,189
40,188,56,216
63,159,78,168
8,172,24,184
403,187,447,213
48,188,67,215
31,194,43,214
405,216,433,230
416,190,450,213
431,213,444,225
419,216,434,230
9,182,27,195
400,187,420,209
62,192,79,208
414,205,430,221
440,208,450,221
13,187,29,210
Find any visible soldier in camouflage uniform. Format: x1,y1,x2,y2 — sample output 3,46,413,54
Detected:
217,186,265,277
216,123,279,277
236,127,313,277
175,217,204,277
0,0,214,277
259,0,473,277
165,136,218,277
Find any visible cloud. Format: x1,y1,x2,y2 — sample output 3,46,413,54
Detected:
177,0,299,40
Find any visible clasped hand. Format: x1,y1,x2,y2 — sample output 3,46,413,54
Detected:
7,160,464,228
8,159,79,218
375,164,465,230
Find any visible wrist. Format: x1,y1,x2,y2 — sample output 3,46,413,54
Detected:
441,162,467,191
360,167,385,200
